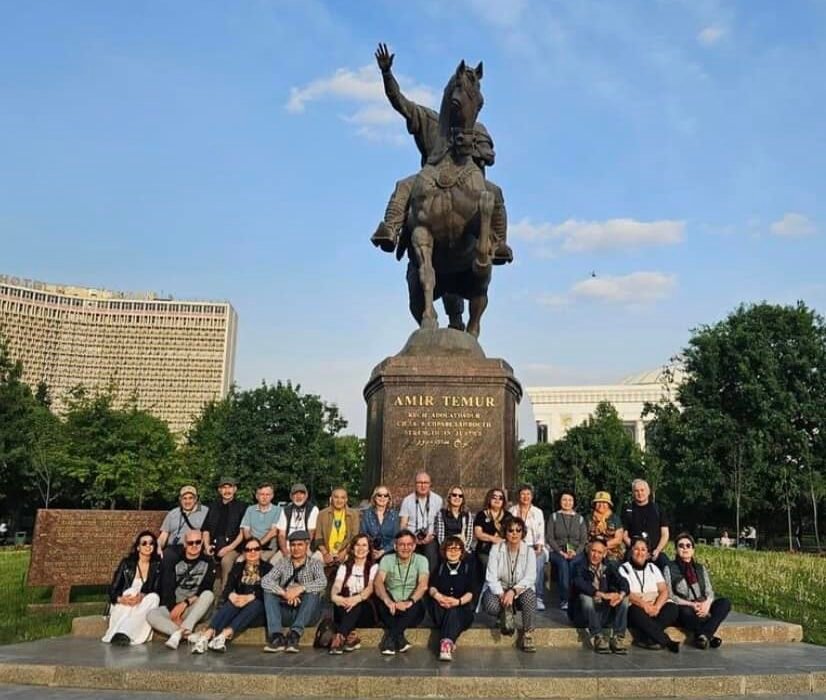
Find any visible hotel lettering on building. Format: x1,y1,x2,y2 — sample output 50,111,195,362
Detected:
0,275,237,435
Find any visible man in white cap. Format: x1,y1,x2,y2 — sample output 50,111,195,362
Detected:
276,483,319,558
157,485,209,564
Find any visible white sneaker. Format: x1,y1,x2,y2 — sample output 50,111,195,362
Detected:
208,634,227,652
191,637,207,654
536,599,546,611
165,630,183,650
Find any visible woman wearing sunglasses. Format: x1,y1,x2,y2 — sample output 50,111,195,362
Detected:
482,516,537,653
103,530,162,646
429,535,476,661
473,488,511,581
435,486,474,554
191,537,273,653
360,485,400,561
664,533,731,649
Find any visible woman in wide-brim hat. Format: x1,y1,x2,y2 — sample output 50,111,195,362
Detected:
588,491,625,564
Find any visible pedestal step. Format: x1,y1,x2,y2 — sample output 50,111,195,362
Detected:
71,610,802,647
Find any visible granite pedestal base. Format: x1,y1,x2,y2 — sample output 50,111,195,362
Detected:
363,329,522,506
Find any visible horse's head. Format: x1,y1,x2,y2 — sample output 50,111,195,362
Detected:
439,60,484,156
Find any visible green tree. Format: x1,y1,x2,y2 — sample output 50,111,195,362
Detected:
185,381,349,503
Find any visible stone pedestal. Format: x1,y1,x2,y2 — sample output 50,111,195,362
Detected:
363,329,522,508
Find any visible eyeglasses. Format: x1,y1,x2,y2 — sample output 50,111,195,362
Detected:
506,528,523,534
677,542,694,549
245,546,261,553
185,540,202,546
490,494,504,501
375,493,390,498
446,544,463,550
449,492,464,498
139,540,154,547
415,481,431,485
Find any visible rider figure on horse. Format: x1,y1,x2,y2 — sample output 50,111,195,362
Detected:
370,43,512,267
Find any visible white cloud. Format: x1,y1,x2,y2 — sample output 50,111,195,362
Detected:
540,272,677,307
770,212,817,238
286,65,437,141
511,217,685,253
697,25,726,46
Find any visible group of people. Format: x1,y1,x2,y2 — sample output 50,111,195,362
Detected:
103,474,731,661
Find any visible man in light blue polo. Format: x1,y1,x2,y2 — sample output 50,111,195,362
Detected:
240,482,282,562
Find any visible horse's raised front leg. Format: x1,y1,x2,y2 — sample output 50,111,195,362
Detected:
411,225,438,330
466,294,488,338
473,190,495,276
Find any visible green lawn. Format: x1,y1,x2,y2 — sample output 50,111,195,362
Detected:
681,544,826,646
0,549,106,645
0,546,824,646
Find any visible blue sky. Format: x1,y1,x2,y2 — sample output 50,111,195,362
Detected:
2,1,825,438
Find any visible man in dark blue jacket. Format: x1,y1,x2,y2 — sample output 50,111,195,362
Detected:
569,538,630,654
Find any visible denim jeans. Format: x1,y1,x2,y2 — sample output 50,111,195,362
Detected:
209,599,265,636
577,594,629,636
549,551,582,605
263,591,322,638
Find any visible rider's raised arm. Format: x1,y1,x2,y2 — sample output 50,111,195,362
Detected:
375,43,416,121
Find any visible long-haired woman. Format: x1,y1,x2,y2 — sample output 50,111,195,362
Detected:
329,533,378,654
435,485,474,554
102,530,162,646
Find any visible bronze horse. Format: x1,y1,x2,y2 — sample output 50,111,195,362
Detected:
403,60,494,338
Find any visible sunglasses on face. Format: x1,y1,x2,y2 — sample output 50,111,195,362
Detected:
375,493,390,498
139,540,154,547
185,540,202,546
490,494,504,501
446,544,463,550
450,492,464,498
507,528,523,534
416,481,431,485
245,546,261,553
677,542,694,549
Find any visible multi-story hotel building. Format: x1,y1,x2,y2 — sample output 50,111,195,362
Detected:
0,274,237,435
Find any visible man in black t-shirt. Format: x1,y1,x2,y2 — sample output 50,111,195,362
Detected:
202,476,247,589
621,479,669,570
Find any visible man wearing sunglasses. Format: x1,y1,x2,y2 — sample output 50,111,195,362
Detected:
147,530,215,650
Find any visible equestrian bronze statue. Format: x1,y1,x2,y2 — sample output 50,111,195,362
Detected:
370,43,512,338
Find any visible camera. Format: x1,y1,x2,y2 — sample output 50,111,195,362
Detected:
371,537,383,551
415,529,428,541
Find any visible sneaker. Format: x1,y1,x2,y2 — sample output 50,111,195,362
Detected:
263,633,286,653
380,634,396,656
329,633,344,655
559,601,569,611
592,634,610,654
110,633,131,647
191,637,208,654
610,633,628,655
397,635,412,653
164,629,183,650
694,634,709,650
521,631,536,653
536,598,546,611
709,636,723,649
343,632,361,652
208,634,226,653
499,606,516,636
285,630,300,653
438,639,453,662
636,639,663,650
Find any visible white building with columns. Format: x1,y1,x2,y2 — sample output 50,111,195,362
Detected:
526,367,683,449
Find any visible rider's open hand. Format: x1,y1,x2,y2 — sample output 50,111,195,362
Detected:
375,43,394,72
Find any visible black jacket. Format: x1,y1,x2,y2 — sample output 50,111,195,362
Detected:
568,559,629,622
108,557,162,604
219,559,273,603
202,499,247,552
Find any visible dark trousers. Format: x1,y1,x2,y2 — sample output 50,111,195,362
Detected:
416,541,439,573
429,600,474,644
376,599,426,641
628,601,678,646
209,599,265,636
333,600,376,637
676,598,731,638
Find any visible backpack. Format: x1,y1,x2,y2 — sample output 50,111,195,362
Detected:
312,617,335,649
